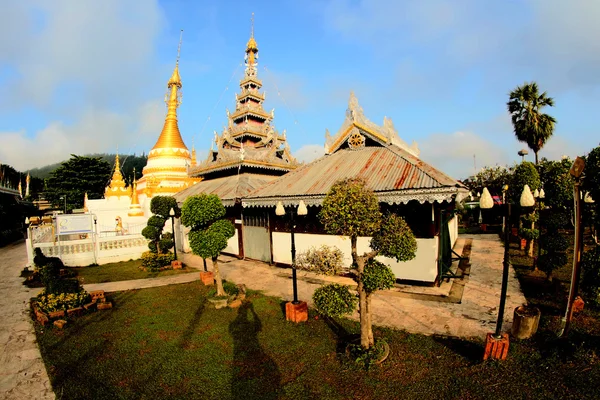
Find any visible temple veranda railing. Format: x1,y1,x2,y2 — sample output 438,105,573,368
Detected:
26,234,150,267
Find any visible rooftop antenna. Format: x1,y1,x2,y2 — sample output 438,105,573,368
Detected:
250,13,254,38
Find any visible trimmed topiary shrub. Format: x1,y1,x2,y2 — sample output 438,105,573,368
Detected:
296,245,344,276
140,251,175,271
313,283,357,318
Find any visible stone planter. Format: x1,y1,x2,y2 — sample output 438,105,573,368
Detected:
285,301,308,323
208,297,228,309
97,302,113,310
48,310,66,320
511,305,541,339
67,307,84,318
483,332,509,360
345,337,391,366
200,271,214,286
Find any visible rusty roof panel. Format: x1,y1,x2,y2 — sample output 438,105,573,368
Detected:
246,145,462,200
174,174,277,203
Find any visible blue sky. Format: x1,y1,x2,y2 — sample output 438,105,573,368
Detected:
1,0,599,179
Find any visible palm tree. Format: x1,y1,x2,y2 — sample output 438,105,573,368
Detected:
507,82,556,164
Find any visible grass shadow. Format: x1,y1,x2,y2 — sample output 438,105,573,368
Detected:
433,335,483,365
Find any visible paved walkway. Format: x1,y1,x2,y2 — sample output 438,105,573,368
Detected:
180,234,527,338
0,234,526,398
0,240,54,400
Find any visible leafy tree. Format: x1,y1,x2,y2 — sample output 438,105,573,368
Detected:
539,211,569,282
44,155,111,212
511,162,541,256
464,165,512,197
141,196,180,254
318,178,417,349
538,157,573,211
181,194,235,297
584,145,600,240
507,82,556,164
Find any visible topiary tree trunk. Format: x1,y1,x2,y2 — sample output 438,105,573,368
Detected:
318,178,417,349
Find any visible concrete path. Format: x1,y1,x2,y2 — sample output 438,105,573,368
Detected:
0,240,54,400
181,234,527,339
82,268,201,293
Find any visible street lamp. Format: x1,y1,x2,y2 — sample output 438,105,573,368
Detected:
276,200,308,305
60,195,67,214
518,149,529,162
481,184,535,360
169,207,177,260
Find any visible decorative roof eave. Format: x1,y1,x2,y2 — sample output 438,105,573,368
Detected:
325,92,420,157
240,76,263,87
243,186,467,208
232,109,270,121
190,159,298,176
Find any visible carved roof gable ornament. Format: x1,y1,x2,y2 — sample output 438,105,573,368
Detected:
325,92,420,157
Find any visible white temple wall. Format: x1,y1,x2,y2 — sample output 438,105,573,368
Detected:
448,215,458,247
28,235,148,266
272,232,440,283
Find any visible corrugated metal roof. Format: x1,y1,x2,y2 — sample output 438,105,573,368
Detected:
174,173,278,205
245,144,463,202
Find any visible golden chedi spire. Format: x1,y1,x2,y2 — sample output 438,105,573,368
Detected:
150,29,188,154
128,169,144,217
105,152,132,198
244,13,259,76
191,143,197,166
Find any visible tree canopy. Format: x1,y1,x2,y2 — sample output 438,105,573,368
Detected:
141,196,179,254
317,178,417,350
181,193,235,296
507,82,556,164
44,155,112,212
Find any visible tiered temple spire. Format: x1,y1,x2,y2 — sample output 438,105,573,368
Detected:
136,30,200,200
128,169,144,217
188,18,298,177
104,153,132,199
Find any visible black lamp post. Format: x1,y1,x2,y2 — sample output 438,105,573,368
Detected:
560,156,586,337
169,207,177,260
276,200,308,304
481,184,535,358
60,195,67,214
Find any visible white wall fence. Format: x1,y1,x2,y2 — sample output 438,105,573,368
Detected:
272,232,440,283
26,234,148,267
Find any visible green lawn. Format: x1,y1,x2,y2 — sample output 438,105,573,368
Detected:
35,281,600,400
67,259,196,284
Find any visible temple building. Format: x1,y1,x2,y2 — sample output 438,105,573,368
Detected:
241,93,468,284
174,24,299,258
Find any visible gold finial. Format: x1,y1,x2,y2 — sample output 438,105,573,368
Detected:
168,30,183,88
176,29,183,65
246,13,258,53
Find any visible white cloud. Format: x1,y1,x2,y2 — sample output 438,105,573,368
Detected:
419,131,511,180
0,0,163,110
294,144,326,164
0,100,165,170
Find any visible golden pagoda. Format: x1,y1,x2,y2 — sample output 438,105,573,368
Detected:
104,153,132,199
128,170,144,217
136,31,200,202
